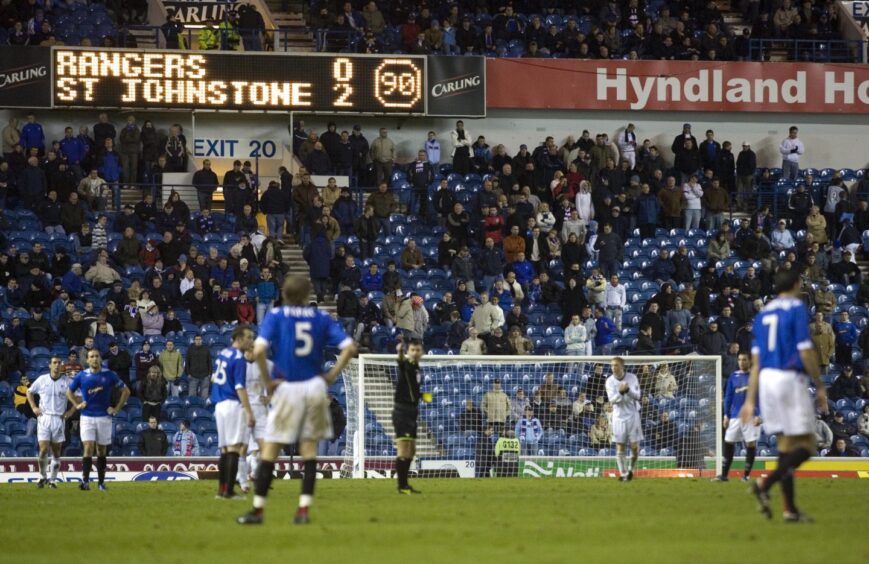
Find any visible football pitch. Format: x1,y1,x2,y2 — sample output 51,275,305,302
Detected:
1,478,865,563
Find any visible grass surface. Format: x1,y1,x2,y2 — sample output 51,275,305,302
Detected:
0,478,865,563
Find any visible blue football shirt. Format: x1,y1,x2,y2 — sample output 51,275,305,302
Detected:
723,370,759,419
210,347,247,404
751,297,811,373
256,306,352,383
69,369,124,417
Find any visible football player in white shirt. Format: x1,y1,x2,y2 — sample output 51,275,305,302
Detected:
605,357,643,481
237,350,273,493
26,357,75,488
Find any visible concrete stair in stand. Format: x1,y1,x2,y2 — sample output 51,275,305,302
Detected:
263,0,314,52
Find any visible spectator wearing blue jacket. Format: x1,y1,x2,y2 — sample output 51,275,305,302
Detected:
509,252,535,287
58,126,87,176
93,322,114,355
253,267,279,324
594,308,617,355
490,279,513,312
209,258,235,288
635,183,660,239
515,406,544,455
647,248,677,287
61,263,85,298
304,226,332,302
332,188,358,235
361,263,383,293
258,180,288,238
97,138,122,210
20,113,45,154
833,311,858,367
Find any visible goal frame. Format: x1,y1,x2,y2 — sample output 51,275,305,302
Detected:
349,354,723,479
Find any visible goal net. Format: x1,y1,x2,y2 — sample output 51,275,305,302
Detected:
340,355,722,479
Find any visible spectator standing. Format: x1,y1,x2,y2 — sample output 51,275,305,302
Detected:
159,340,184,397
833,311,858,367
481,380,510,434
460,327,486,355
186,334,212,400
594,308,617,355
369,127,395,185
564,314,588,356
118,115,141,186
450,120,472,175
604,274,627,331
735,142,756,211
682,174,703,230
139,366,167,421
173,420,201,456
192,159,218,212
779,126,804,181
515,406,543,455
138,416,168,456
594,223,623,278
20,112,45,155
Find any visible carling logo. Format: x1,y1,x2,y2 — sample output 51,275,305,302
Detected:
430,73,482,98
0,64,47,90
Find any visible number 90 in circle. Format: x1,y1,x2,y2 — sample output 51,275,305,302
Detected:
374,59,423,109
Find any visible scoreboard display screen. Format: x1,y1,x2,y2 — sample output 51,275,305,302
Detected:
52,49,426,114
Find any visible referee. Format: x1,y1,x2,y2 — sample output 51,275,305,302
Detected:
393,339,427,494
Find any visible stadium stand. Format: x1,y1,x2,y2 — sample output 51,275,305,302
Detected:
0,104,868,461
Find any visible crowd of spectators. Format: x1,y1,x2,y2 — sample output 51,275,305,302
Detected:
311,0,849,61
0,111,289,444
291,117,868,455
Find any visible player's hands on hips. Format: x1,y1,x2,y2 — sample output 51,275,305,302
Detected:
107,406,118,416
246,410,256,428
722,416,729,429
754,416,762,426
815,387,829,414
33,407,42,417
76,401,87,411
739,401,754,424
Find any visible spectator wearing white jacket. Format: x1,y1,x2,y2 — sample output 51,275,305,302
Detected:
682,175,704,230
604,275,627,331
771,220,796,251
564,314,588,356
779,125,804,180
536,202,556,233
469,293,503,336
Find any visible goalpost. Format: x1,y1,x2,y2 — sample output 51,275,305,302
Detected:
341,355,722,479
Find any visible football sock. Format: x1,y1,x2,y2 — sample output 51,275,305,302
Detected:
217,452,227,495
616,452,626,476
396,457,409,489
248,452,259,480
780,448,810,513
299,459,316,507
629,450,638,473
237,457,249,489
225,452,240,494
744,446,757,478
50,457,60,482
96,456,107,485
721,442,735,477
761,448,811,494
82,456,92,483
252,461,275,511
760,452,789,492
38,452,48,479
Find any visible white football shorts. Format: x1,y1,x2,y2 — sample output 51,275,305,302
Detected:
724,417,761,444
80,415,112,446
759,368,815,437
265,377,333,445
37,414,65,443
612,413,644,445
215,400,247,448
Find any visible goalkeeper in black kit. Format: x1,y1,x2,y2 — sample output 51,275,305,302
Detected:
392,339,430,494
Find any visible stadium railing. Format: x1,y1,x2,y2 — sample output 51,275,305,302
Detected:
748,38,866,63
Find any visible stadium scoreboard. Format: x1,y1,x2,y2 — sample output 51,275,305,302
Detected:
52,49,426,114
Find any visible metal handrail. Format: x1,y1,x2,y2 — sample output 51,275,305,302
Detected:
748,37,866,63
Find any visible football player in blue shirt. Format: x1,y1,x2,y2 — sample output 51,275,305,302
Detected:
211,325,255,499
740,269,828,522
238,276,356,525
66,349,130,491
713,351,761,482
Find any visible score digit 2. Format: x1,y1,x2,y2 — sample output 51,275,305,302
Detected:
333,58,353,107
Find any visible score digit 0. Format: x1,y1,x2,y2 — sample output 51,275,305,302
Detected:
333,58,353,107
374,59,422,109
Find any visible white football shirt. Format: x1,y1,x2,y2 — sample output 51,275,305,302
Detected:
605,372,641,421
28,373,72,416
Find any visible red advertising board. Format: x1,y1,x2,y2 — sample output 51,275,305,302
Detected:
486,58,869,113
